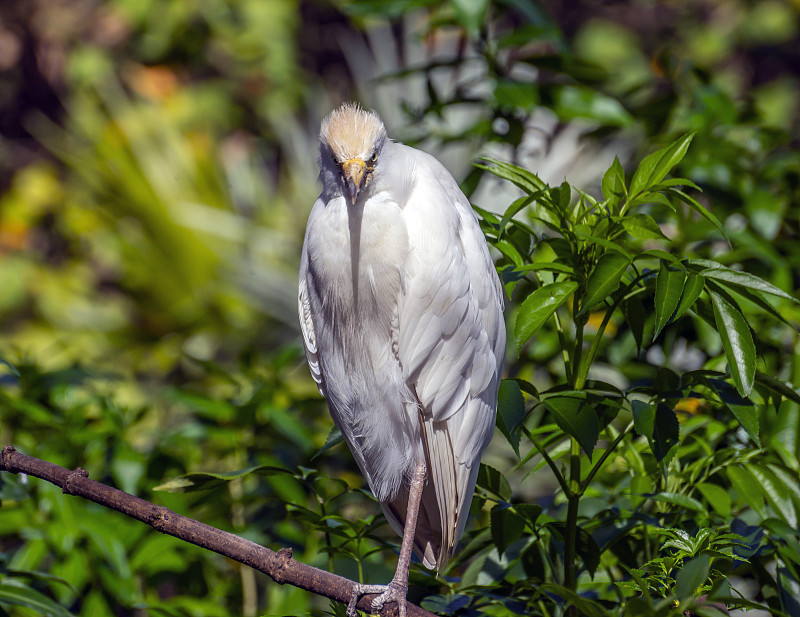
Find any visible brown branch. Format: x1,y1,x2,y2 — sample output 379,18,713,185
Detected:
0,445,437,617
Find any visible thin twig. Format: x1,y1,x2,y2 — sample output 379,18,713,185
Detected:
0,445,436,617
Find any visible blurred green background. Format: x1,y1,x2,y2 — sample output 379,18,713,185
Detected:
1,0,799,616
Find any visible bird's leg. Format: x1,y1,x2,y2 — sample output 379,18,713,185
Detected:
346,462,427,617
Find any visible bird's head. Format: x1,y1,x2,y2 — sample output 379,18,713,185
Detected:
319,103,387,205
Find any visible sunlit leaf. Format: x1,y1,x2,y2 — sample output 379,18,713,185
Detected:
694,264,799,303
727,466,765,517
514,281,578,350
622,213,668,240
651,492,705,513
696,483,731,517
601,156,626,202
579,252,630,315
477,158,546,194
710,290,756,397
629,133,694,199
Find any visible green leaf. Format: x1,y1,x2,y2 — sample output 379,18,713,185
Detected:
675,554,710,600
421,594,471,614
477,158,546,194
579,252,630,315
631,400,654,438
154,465,293,492
490,504,526,556
706,379,759,445
654,261,686,338
770,400,799,471
539,583,607,617
667,187,727,240
477,464,512,501
652,403,680,462
451,0,489,37
311,425,344,461
748,465,798,528
494,239,525,267
727,466,765,517
601,156,626,202
696,483,731,517
514,281,578,350
778,570,800,617
723,284,795,328
498,195,536,238
755,374,800,406
514,503,543,529
496,380,526,457
674,273,705,321
638,248,679,263
544,396,599,456
653,177,702,191
472,203,500,225
554,85,633,126
0,583,73,617
575,526,601,577
710,290,756,397
623,294,647,352
697,266,799,303
651,492,706,513
622,213,668,240
629,133,694,199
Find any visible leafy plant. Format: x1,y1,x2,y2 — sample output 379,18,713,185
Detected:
449,134,800,616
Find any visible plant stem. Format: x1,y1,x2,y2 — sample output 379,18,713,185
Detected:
553,309,572,383
581,421,634,492
563,437,582,617
523,426,571,496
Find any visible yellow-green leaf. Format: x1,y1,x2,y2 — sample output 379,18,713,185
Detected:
579,252,629,315
514,281,578,350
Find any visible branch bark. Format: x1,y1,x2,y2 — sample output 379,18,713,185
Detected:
0,445,437,617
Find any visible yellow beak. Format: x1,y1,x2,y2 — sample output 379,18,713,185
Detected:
342,158,367,203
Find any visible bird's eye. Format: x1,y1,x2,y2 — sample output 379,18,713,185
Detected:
370,152,378,164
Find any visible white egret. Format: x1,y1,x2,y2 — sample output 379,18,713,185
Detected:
298,103,505,616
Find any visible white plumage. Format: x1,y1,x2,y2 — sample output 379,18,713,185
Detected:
298,103,505,616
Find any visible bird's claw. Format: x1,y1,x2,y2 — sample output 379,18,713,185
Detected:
345,580,408,617
371,580,408,617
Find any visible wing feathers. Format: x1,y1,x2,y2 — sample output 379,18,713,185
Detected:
396,155,506,569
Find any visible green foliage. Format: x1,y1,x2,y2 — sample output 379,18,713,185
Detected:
461,132,800,615
3,1,800,616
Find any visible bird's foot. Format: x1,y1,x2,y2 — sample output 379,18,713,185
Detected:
346,580,408,617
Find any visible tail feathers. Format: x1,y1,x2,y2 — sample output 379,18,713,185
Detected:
381,482,444,570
